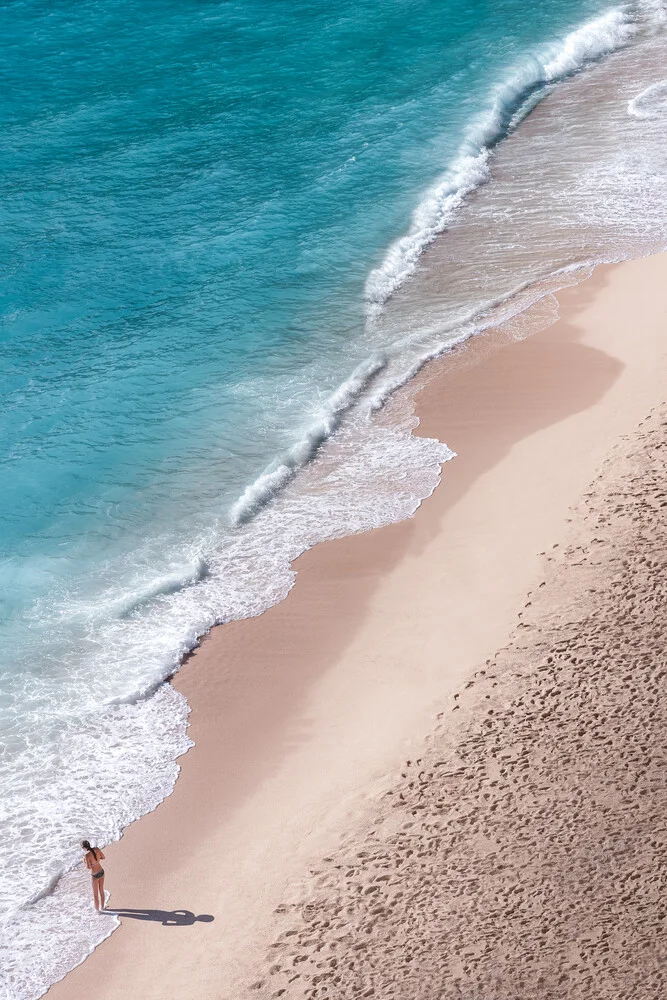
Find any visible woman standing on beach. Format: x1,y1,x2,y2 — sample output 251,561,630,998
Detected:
82,840,106,910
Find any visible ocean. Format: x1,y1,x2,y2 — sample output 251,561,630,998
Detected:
1,0,666,995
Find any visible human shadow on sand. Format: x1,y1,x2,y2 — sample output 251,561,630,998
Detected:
106,908,214,925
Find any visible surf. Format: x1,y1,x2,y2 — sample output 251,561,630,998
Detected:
2,1,666,997
364,5,640,316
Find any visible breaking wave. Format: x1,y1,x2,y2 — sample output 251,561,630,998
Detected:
364,6,639,316
230,356,386,524
116,558,209,618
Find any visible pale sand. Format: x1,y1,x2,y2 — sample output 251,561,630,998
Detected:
262,401,667,999
48,253,667,1000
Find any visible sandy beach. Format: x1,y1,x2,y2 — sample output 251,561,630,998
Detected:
48,252,667,1000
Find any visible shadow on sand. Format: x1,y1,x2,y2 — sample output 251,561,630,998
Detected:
105,908,214,926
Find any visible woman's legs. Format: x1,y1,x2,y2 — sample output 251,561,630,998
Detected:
92,875,105,910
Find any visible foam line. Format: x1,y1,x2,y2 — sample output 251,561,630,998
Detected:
115,558,209,618
367,260,596,412
628,78,667,117
365,6,638,316
230,356,386,525
25,872,62,907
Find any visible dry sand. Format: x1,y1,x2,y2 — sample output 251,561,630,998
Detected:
49,253,667,1000
260,405,667,999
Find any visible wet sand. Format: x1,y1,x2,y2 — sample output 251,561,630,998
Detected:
49,253,667,1000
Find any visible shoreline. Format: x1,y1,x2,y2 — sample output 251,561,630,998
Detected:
48,252,667,1000
262,395,667,997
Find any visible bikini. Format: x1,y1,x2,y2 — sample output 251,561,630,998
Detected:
88,850,104,879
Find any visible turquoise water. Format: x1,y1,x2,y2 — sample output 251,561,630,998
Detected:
2,0,666,996
1,0,619,584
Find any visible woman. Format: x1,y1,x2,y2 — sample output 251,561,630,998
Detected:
82,840,106,910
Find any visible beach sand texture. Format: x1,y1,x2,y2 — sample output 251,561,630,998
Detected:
49,253,667,1000
257,406,667,999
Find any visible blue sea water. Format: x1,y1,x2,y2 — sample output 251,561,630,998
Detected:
1,0,666,995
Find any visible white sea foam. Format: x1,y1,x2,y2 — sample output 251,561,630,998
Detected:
541,8,635,79
628,77,667,116
364,6,638,316
0,253,611,1000
115,557,209,617
637,0,667,25
230,355,386,524
0,684,192,1000
5,6,666,999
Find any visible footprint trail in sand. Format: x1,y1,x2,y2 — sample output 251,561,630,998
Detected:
252,406,667,1000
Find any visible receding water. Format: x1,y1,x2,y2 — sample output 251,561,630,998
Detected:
1,0,666,996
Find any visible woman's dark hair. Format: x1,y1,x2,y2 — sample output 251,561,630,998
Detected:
81,839,97,860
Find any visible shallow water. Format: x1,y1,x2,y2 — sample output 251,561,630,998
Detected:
1,0,666,996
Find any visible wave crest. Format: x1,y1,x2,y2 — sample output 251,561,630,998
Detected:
115,557,209,618
230,356,386,525
364,7,638,317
